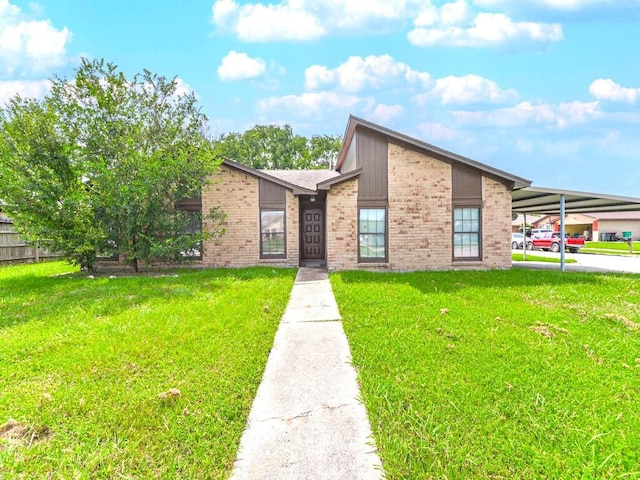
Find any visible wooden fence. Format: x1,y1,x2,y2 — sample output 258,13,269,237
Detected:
0,216,60,264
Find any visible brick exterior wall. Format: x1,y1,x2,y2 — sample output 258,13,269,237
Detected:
199,150,512,271
284,189,300,266
326,177,358,271
388,143,453,270
480,175,512,269
201,165,298,268
324,142,512,271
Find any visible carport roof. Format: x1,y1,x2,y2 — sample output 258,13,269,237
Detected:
512,186,640,214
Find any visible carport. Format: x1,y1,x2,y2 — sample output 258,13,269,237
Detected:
512,187,640,271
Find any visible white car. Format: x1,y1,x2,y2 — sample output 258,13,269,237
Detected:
511,232,533,250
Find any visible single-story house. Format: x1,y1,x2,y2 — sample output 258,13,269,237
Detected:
534,212,640,241
511,213,542,233
198,115,531,271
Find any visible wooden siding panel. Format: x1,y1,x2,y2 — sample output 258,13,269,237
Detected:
452,164,482,202
259,178,286,207
356,129,388,201
175,197,202,211
341,139,357,173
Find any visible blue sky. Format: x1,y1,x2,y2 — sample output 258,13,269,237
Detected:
2,0,640,196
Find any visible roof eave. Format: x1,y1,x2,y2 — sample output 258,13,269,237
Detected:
339,115,532,189
317,167,363,190
221,158,317,195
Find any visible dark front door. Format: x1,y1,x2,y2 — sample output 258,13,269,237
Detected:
302,208,324,260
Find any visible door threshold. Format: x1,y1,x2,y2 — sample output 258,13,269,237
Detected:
300,260,326,268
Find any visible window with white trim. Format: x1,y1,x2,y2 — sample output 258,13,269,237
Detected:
260,209,286,257
359,208,387,261
453,207,481,259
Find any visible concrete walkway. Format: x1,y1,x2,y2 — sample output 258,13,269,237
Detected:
230,267,384,480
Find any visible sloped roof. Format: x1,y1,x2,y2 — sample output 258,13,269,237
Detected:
259,169,341,191
587,211,640,220
512,213,542,226
221,158,357,195
336,115,531,189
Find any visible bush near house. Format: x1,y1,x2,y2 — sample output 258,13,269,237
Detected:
0,59,222,273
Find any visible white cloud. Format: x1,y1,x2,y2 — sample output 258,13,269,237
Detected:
258,91,372,117
211,0,566,49
408,10,562,47
474,0,619,10
211,0,424,42
0,1,71,74
212,0,325,42
0,79,51,102
305,54,432,93
589,78,640,104
217,51,266,81
452,100,601,128
173,78,196,98
370,104,405,123
415,74,518,105
416,122,461,142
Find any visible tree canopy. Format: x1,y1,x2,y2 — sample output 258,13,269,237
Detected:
214,124,342,170
0,58,223,272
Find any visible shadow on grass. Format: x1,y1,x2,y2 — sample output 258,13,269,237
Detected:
0,266,297,331
332,267,634,296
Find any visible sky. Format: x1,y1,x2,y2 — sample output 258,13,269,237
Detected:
1,0,640,196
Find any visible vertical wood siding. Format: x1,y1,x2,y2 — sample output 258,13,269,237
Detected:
452,164,482,203
356,128,388,202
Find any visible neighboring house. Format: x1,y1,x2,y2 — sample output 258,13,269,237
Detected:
512,213,542,233
536,212,640,241
199,115,530,271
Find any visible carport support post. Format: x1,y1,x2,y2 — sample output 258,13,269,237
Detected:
560,194,566,272
523,213,527,260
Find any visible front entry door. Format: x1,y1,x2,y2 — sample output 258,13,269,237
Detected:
302,208,324,260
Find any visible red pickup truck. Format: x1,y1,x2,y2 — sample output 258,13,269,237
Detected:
532,232,585,253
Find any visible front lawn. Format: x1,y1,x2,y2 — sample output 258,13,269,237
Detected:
512,253,577,263
0,262,296,479
583,241,640,255
332,269,640,479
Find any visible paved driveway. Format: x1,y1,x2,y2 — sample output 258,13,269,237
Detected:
512,249,640,274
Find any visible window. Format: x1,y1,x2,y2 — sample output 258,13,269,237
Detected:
181,210,202,259
359,208,386,261
261,209,286,257
453,207,481,259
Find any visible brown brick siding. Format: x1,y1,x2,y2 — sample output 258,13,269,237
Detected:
200,151,512,271
201,165,298,268
324,142,512,271
388,143,453,270
326,178,358,270
480,175,512,269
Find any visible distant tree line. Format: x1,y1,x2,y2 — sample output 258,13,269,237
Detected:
213,124,342,170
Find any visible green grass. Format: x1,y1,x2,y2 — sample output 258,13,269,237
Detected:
331,269,640,479
583,241,640,255
512,253,577,263
0,261,296,479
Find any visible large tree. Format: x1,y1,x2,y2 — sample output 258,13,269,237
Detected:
214,124,342,170
0,58,223,272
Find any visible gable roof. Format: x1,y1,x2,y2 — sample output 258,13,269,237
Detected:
336,115,531,190
221,158,359,195
259,169,341,191
585,211,640,220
